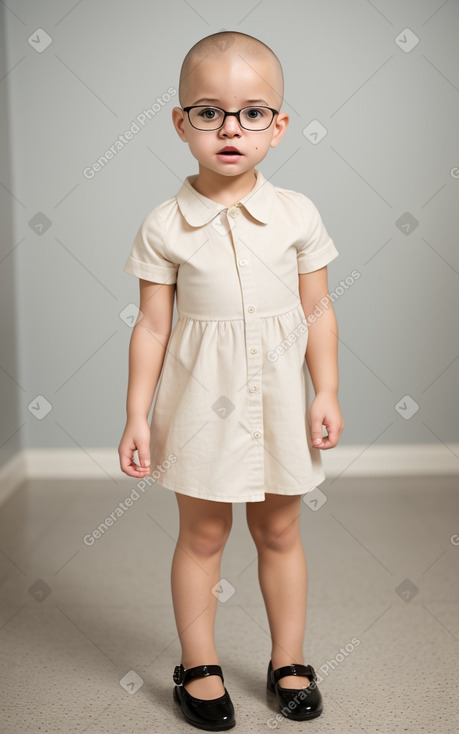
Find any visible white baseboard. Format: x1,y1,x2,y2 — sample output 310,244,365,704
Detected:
1,445,458,506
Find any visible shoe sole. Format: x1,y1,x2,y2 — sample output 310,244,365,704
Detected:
267,685,323,721
278,709,323,721
173,687,236,731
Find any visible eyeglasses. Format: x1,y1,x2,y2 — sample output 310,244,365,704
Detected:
182,105,279,131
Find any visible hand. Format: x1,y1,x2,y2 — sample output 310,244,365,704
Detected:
309,392,344,450
118,416,151,477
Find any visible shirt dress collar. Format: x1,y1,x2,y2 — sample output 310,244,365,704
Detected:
176,168,276,227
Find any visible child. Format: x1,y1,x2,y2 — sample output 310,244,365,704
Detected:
119,30,344,731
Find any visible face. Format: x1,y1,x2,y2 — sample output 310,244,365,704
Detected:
172,55,289,177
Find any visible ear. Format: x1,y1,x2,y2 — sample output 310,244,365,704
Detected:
172,107,188,142
270,112,289,148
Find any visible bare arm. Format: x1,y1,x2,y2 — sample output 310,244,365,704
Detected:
127,279,175,418
119,279,175,476
299,267,344,449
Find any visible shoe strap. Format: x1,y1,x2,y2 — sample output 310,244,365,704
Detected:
273,663,317,684
173,663,224,686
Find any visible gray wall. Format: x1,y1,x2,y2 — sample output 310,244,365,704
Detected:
1,2,21,469
1,0,458,465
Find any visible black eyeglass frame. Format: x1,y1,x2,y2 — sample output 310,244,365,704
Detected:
182,105,279,131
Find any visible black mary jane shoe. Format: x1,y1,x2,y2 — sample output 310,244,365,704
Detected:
173,663,236,731
267,660,323,721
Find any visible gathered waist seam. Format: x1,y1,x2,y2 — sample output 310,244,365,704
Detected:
177,303,303,323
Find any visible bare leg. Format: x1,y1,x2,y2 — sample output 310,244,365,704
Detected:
246,493,311,688
171,492,233,699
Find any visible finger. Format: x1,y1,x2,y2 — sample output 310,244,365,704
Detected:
316,435,335,449
119,450,134,474
318,423,343,449
137,448,151,470
119,449,149,475
131,447,149,471
310,427,325,447
127,461,150,476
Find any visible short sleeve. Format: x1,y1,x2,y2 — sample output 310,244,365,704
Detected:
297,196,339,274
123,207,178,284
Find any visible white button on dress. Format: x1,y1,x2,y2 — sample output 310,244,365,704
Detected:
123,168,339,502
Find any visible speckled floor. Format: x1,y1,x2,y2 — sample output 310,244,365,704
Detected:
0,475,458,733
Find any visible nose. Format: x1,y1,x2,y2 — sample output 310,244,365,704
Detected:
220,113,242,136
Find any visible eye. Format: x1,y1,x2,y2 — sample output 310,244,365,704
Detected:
197,107,222,121
242,107,267,120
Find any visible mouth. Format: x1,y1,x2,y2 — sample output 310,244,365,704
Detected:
217,146,242,156
216,146,243,163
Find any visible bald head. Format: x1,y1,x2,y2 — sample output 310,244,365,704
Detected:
178,31,284,110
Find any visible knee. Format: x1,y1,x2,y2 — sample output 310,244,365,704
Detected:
181,518,232,558
249,519,299,553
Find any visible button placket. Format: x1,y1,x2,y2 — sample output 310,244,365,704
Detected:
227,209,265,460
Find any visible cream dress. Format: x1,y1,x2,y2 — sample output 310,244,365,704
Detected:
123,169,339,502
